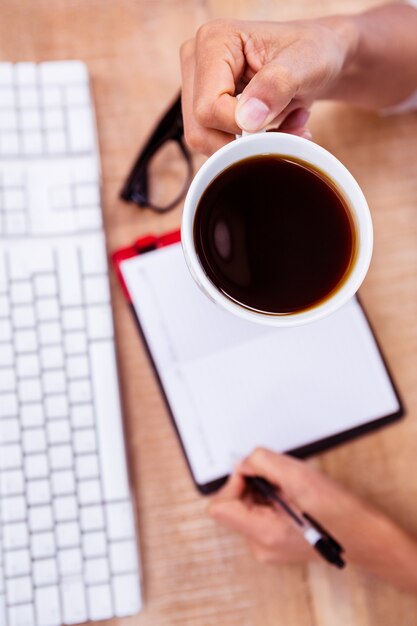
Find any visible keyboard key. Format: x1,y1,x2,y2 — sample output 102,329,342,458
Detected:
31,531,55,559
57,247,82,306
29,505,53,532
109,540,138,574
19,378,42,402
0,417,20,442
91,341,129,500
40,60,87,84
16,353,40,377
49,444,73,470
13,304,35,328
1,495,26,522
25,453,49,479
0,294,10,317
7,604,34,626
81,237,107,274
84,275,110,304
21,402,44,427
39,321,61,345
64,330,87,355
43,107,64,130
112,573,141,617
34,274,57,297
33,558,58,586
78,479,101,505
69,379,92,403
34,585,60,626
42,369,66,394
74,428,96,453
86,305,113,340
5,212,26,235
16,62,37,84
75,453,99,479
58,548,82,577
68,106,94,152
5,548,31,577
27,479,51,505
80,505,104,532
51,469,75,496
0,367,16,392
2,521,29,549
88,583,113,621
41,86,62,107
1,469,24,495
22,131,43,155
66,84,89,106
46,129,67,154
0,318,12,341
22,427,46,453
71,404,94,428
0,342,13,366
62,308,84,331
7,576,32,605
0,392,18,418
40,345,64,369
45,394,68,419
0,131,19,155
61,579,87,624
50,185,72,210
56,521,80,549
4,188,25,211
20,108,42,131
0,443,22,469
54,495,77,522
36,297,60,321
74,182,99,206
0,63,13,85
17,86,39,108
82,531,107,558
85,557,109,585
14,329,37,352
66,355,89,380
106,502,135,541
0,87,15,107
47,419,71,444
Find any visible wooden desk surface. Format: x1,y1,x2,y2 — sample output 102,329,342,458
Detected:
2,1,417,624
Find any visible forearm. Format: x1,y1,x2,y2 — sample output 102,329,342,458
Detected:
349,511,417,593
322,3,417,109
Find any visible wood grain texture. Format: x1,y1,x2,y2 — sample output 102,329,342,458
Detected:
1,1,416,624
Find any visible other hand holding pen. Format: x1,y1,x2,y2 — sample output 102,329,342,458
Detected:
208,448,417,593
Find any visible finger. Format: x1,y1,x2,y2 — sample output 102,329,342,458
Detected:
238,449,317,502
236,41,324,132
180,37,234,154
193,21,244,135
209,496,288,546
279,107,310,131
211,472,246,503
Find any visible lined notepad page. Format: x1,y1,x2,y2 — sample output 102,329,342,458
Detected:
121,243,400,486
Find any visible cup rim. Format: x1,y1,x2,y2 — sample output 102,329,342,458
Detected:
181,132,373,327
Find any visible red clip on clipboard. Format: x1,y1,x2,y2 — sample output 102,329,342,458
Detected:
112,230,181,303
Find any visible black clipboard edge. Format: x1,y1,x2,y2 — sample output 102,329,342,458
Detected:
114,235,405,496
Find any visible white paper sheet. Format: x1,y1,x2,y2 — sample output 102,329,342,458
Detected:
121,243,401,486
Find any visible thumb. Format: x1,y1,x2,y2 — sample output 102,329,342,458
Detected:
235,62,297,132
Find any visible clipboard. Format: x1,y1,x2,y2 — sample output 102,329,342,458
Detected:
112,230,404,495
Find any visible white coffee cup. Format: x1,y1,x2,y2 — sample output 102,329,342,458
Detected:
181,132,373,327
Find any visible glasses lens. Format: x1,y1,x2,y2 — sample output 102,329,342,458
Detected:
147,140,191,210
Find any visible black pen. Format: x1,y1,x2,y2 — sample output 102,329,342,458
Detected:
246,476,345,569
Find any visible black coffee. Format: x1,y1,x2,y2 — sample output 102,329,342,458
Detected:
193,155,356,315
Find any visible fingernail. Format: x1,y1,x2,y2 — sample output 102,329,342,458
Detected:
300,128,313,141
236,97,270,132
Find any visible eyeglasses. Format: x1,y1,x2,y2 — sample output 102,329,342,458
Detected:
120,93,193,213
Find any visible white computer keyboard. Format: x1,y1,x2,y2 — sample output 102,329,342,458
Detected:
0,61,142,626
